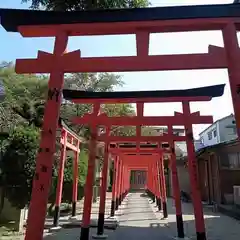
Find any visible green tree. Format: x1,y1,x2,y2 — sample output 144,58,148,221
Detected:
23,0,150,11
0,126,39,209
0,65,133,136
0,63,48,129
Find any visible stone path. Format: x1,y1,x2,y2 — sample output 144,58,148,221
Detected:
150,197,240,240
44,192,113,229
107,192,174,240
5,192,240,239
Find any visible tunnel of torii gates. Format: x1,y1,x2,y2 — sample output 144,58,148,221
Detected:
1,3,240,240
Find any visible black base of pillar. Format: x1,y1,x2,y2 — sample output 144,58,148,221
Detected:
157,198,161,211
196,232,207,240
80,227,90,240
176,214,185,238
119,194,123,204
97,212,105,235
53,206,60,227
72,201,76,217
163,201,168,218
115,197,119,210
110,200,115,217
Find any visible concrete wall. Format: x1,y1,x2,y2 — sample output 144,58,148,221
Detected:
177,164,191,194
218,115,237,142
0,192,27,232
199,115,237,147
168,163,190,196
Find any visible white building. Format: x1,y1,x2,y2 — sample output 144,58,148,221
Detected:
199,114,237,147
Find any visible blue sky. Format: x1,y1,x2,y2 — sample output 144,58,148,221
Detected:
0,0,236,138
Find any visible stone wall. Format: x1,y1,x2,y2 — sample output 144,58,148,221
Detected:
0,189,27,232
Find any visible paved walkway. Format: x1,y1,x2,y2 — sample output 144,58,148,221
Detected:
150,196,240,240
7,192,240,239
107,192,174,240
44,192,113,229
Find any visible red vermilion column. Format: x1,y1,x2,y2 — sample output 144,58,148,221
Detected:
110,156,117,217
126,167,129,194
183,101,206,240
152,161,156,203
148,163,153,198
158,159,163,210
118,159,123,205
96,129,110,236
148,161,154,202
156,158,162,211
147,164,151,197
121,164,125,202
160,157,168,218
222,23,240,139
126,169,130,193
25,33,68,240
80,123,98,240
72,143,80,218
123,166,127,198
122,166,125,198
170,144,185,238
120,164,124,199
115,156,121,210
155,159,159,204
53,130,67,227
153,161,157,204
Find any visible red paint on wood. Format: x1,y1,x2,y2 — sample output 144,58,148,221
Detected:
18,18,240,37
24,33,68,240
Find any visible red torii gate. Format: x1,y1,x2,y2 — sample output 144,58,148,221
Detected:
53,119,82,227
63,89,224,240
109,144,165,213
0,4,237,240
114,149,164,212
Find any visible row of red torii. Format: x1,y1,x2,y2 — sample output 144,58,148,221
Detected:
1,3,240,240
51,86,224,240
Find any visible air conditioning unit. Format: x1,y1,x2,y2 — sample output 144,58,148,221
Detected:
233,186,240,206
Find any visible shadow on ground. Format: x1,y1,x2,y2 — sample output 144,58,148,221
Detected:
43,193,240,240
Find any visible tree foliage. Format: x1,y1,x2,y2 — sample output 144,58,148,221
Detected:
0,62,141,209
0,126,39,209
0,64,132,137
0,63,48,130
23,0,150,11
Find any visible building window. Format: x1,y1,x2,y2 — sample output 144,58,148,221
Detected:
208,131,212,140
200,137,204,144
228,153,240,169
213,129,217,138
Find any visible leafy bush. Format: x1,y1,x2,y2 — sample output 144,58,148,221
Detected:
0,126,39,209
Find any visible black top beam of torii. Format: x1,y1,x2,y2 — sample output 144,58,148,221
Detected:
1,3,240,32
63,84,225,100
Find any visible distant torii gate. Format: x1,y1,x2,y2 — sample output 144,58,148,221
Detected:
109,144,166,216
111,144,169,214
53,119,82,227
